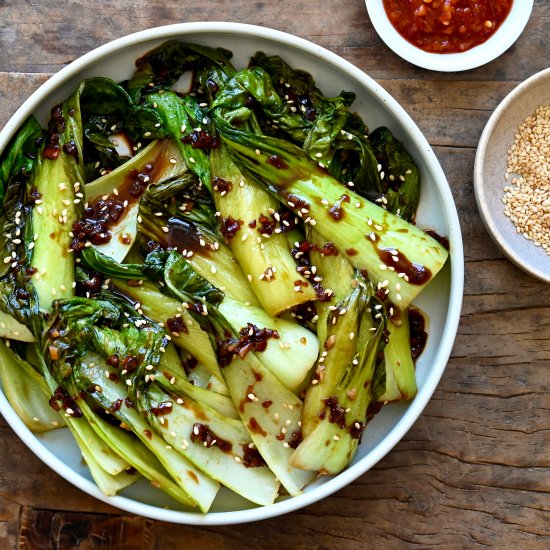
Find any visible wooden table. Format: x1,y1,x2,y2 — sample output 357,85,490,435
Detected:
1,1,549,548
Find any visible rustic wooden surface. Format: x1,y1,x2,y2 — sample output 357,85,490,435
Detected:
1,0,549,548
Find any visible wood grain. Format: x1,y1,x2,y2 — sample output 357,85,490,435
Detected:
1,0,549,548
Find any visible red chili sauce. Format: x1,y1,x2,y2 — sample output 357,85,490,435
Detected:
382,0,513,53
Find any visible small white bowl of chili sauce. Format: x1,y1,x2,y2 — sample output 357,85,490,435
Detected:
366,0,534,72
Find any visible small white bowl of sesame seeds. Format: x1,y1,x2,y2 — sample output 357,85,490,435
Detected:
475,68,550,282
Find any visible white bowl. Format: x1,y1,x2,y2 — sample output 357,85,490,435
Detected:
0,22,464,525
366,0,534,72
474,68,550,282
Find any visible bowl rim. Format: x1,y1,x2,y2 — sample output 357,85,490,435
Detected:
0,21,464,525
365,0,534,72
474,67,550,283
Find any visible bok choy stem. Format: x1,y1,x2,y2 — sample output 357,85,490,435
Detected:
215,121,448,309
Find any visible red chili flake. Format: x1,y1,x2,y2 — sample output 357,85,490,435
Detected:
316,242,339,256
181,355,198,376
79,273,103,293
220,216,243,240
62,140,79,160
257,214,276,236
212,176,233,194
287,194,309,212
16,288,29,300
121,355,139,374
241,444,266,468
166,316,189,334
288,429,303,449
181,129,219,150
48,386,82,417
291,301,318,323
322,396,347,429
42,144,60,160
218,323,279,365
109,399,123,413
190,423,232,452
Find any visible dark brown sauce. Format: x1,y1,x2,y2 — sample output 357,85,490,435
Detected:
376,248,431,285
239,383,256,413
190,423,232,453
248,417,267,436
241,444,266,468
150,402,173,416
71,142,173,251
266,155,288,169
425,229,450,251
187,470,199,483
165,217,206,254
409,308,427,361
252,370,263,382
321,396,347,429
328,204,344,220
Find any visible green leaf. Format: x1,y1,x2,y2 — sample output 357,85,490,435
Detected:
0,116,42,204
0,339,64,432
369,126,421,222
162,250,224,307
127,41,235,102
80,247,144,279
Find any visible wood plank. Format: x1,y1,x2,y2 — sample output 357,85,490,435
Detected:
0,496,20,550
0,426,117,515
0,73,49,129
18,507,154,549
0,0,549,547
0,0,548,82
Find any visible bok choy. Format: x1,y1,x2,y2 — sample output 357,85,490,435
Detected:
0,39,450,512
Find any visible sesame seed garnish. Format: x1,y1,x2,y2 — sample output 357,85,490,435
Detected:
502,104,550,253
